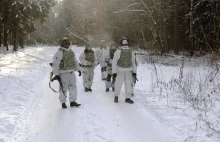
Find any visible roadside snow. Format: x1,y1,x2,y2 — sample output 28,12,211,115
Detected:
0,47,47,142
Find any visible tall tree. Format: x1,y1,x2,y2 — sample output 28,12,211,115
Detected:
174,0,180,54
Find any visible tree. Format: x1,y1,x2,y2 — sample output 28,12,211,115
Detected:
29,0,220,55
0,0,55,51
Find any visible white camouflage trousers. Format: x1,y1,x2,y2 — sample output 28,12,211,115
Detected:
131,77,136,95
105,74,115,89
99,61,107,80
105,65,114,88
114,71,133,98
81,67,94,89
59,72,77,103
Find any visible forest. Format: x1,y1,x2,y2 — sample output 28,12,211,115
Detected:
0,0,220,55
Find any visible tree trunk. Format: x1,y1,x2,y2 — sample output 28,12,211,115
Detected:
0,0,3,47
213,1,218,53
174,0,180,55
189,0,194,56
18,33,24,48
3,2,8,51
12,22,18,51
3,24,8,50
161,3,168,53
10,30,13,45
155,28,163,55
0,22,2,47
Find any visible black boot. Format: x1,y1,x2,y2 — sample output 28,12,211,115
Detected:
85,88,89,92
106,88,109,92
125,98,134,104
62,103,67,109
70,101,81,107
114,96,118,103
112,87,115,92
88,88,92,92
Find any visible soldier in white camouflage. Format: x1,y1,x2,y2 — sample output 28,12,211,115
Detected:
95,40,108,80
112,37,137,104
52,37,81,109
104,42,117,92
79,44,97,92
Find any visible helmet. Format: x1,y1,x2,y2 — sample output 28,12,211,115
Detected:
84,46,94,54
100,40,105,43
120,37,128,46
100,40,106,49
110,42,117,49
60,37,70,48
62,37,68,41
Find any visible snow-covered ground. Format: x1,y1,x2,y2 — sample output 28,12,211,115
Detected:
0,46,219,142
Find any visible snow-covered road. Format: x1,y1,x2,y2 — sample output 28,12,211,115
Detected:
5,46,173,142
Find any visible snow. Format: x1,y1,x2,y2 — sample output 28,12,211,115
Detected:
0,46,219,142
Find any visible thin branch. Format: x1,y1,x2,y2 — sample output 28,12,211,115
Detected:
66,28,90,45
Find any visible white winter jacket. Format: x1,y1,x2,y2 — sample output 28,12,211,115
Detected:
52,47,80,76
112,46,137,74
95,48,108,63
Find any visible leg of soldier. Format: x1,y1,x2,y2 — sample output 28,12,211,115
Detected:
59,73,69,103
124,72,133,99
131,76,135,95
114,71,125,97
82,67,90,89
68,72,77,102
88,67,94,89
105,74,112,89
112,75,116,91
131,87,134,95
100,61,107,80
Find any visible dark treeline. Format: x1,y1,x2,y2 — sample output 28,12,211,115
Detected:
0,0,54,51
1,0,220,55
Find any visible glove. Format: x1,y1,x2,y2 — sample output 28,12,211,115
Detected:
113,73,117,79
78,71,81,76
49,62,53,67
51,75,61,82
132,73,137,77
132,73,138,82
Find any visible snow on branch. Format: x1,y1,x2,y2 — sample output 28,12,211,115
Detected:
127,3,141,8
113,9,147,14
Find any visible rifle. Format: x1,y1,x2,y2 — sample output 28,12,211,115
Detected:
49,63,65,96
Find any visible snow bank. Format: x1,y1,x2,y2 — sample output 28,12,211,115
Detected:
0,47,48,142
133,55,220,141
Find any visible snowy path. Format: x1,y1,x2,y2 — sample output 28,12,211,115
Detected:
8,46,174,142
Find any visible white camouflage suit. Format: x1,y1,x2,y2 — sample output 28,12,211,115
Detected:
104,49,115,89
112,46,137,99
79,50,97,89
95,47,108,80
52,47,80,103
